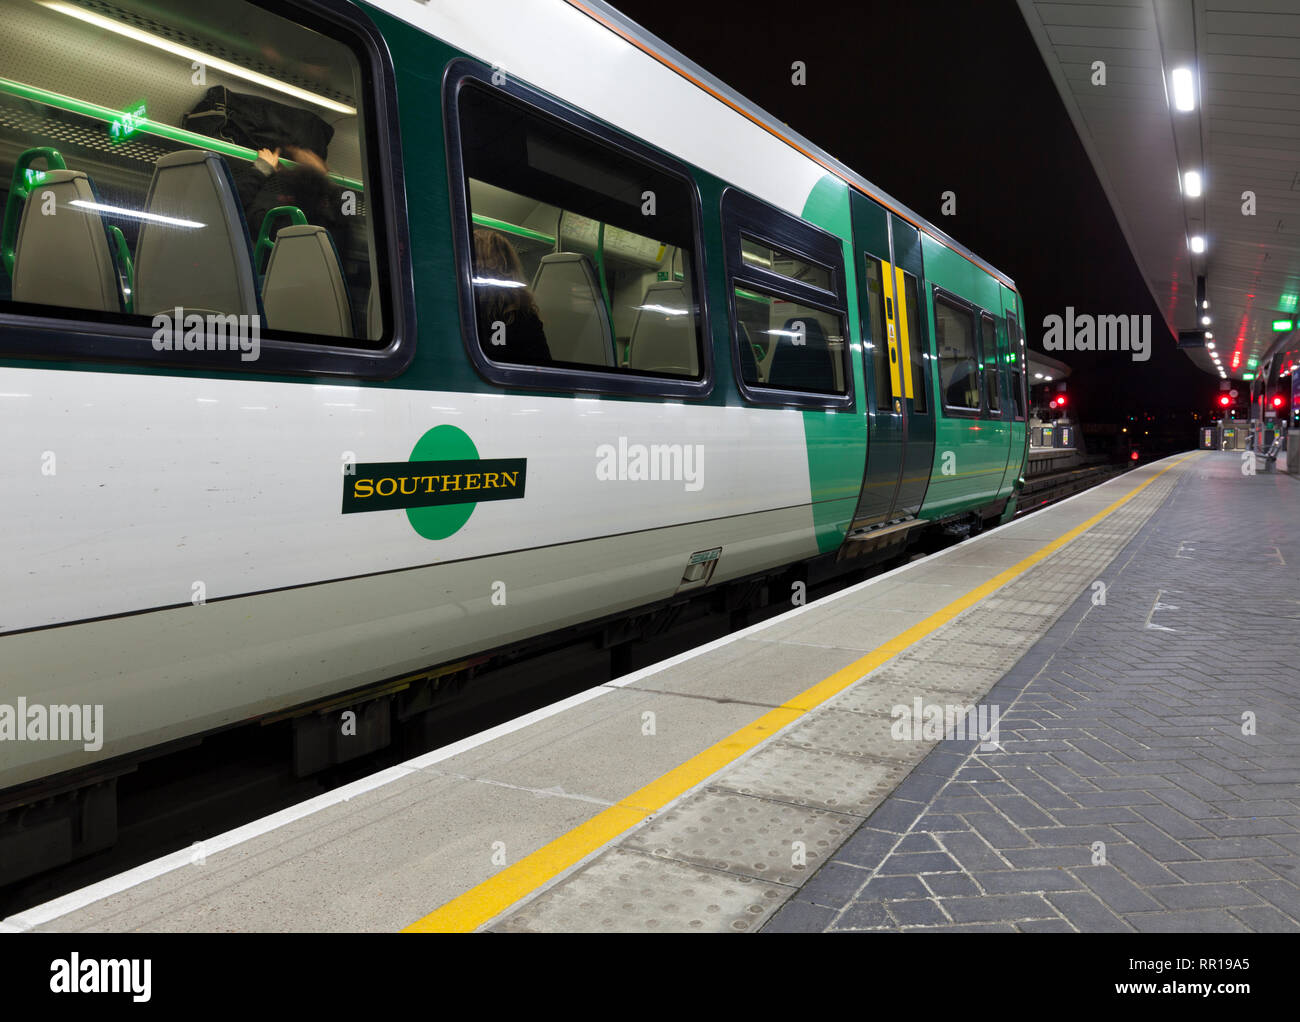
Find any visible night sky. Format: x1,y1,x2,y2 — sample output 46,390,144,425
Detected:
612,0,1220,437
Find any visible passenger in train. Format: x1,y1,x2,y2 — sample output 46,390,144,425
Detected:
234,143,349,258
472,228,551,365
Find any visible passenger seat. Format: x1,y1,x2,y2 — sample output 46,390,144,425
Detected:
530,252,613,367
262,225,352,338
768,317,835,391
10,170,123,313
133,150,259,318
627,280,696,376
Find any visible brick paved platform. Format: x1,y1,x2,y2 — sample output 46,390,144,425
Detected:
766,451,1300,933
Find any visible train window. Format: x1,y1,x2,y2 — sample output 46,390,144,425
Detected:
934,293,979,413
720,188,851,407
1007,310,1026,420
742,236,832,292
0,0,397,367
733,286,846,394
453,79,705,384
902,271,927,415
981,314,1001,414
863,259,892,410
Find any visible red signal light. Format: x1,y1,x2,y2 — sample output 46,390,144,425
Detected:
1219,396,1231,407
1056,394,1066,406
1273,396,1284,408
1130,450,1139,461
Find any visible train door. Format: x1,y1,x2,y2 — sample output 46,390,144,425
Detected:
890,215,934,516
849,191,903,528
998,287,1029,495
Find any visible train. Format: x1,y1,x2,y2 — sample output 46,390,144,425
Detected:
0,0,1029,882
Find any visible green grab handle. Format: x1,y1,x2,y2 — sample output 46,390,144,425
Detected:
254,205,308,274
2,146,66,277
108,225,133,313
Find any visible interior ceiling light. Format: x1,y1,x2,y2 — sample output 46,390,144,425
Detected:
1171,67,1196,111
1183,170,1203,197
1190,235,1206,254
40,1,357,116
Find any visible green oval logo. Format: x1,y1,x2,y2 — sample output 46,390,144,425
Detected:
406,425,481,540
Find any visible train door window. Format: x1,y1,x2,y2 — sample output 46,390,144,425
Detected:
0,0,398,369
863,259,892,410
902,270,927,414
720,188,850,408
449,73,708,392
980,313,1000,415
933,292,979,414
1007,311,1026,420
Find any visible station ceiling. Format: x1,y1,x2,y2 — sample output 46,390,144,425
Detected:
1016,0,1300,383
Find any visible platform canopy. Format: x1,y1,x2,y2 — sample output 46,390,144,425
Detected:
1027,350,1072,385
1016,0,1300,383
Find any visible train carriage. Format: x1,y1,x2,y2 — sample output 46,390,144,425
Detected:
0,0,1028,879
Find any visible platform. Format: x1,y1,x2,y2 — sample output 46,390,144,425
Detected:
5,449,1297,933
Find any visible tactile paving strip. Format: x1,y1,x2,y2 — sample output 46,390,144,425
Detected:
711,742,910,816
912,639,1031,669
830,678,993,718
851,659,996,699
781,708,926,762
620,788,859,886
491,847,788,933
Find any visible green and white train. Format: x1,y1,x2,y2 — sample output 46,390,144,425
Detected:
0,0,1028,872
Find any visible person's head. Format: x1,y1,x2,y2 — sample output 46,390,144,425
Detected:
472,228,538,326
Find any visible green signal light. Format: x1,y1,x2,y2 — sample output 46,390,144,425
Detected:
1273,319,1295,331
1242,373,1256,380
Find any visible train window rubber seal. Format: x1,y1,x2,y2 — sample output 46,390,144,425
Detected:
442,58,714,400
719,186,853,411
0,0,416,381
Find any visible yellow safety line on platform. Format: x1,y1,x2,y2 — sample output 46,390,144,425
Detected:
404,453,1198,932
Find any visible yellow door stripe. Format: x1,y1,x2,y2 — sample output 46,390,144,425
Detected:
403,454,1196,933
879,259,902,401
894,266,914,400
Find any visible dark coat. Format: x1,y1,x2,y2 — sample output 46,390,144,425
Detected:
233,161,349,258
478,304,552,366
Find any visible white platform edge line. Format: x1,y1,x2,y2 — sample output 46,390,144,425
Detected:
2,455,1189,930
